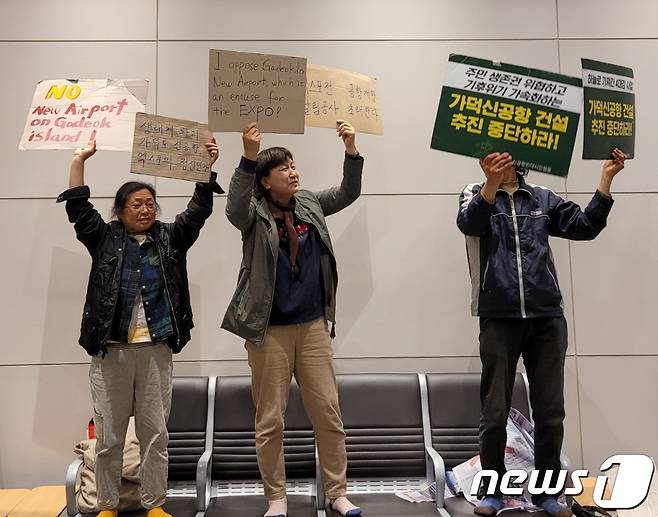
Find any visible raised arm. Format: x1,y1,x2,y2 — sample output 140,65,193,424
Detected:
457,152,512,236
69,140,96,187
169,138,222,251
314,120,363,216
225,123,260,231
56,141,109,255
549,148,626,240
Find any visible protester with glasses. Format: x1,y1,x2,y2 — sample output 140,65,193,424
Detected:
57,138,221,517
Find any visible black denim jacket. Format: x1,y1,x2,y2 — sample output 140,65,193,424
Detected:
57,174,221,356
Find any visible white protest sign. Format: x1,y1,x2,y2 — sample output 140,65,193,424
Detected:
19,79,148,151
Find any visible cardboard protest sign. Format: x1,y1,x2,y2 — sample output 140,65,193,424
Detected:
305,64,383,135
581,58,635,159
130,113,213,183
19,79,148,151
431,55,582,177
208,49,307,134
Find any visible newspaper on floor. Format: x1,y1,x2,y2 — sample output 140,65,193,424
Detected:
396,480,458,503
394,408,567,511
396,482,436,503
452,408,567,513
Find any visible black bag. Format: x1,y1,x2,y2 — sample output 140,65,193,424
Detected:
572,499,612,517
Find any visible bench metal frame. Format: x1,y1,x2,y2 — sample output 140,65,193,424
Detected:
64,377,215,517
418,372,573,517
63,372,572,517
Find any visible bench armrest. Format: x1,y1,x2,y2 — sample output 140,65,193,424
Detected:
426,445,448,510
315,446,326,511
65,458,84,516
196,449,212,511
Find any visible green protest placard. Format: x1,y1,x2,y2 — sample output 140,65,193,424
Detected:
431,55,582,177
581,58,635,160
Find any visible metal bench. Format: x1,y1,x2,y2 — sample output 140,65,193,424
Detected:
323,373,440,517
64,376,212,517
204,375,318,517
420,372,571,517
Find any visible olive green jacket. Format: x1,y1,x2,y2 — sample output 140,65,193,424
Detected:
221,154,364,344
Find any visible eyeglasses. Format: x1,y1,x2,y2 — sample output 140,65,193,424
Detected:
127,202,156,212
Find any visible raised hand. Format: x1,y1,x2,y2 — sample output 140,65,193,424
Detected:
73,140,97,161
336,120,357,155
598,147,627,197
242,122,261,160
602,147,627,178
479,152,515,203
69,141,96,188
479,152,514,187
205,137,219,165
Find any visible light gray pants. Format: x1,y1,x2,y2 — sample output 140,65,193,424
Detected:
90,342,173,510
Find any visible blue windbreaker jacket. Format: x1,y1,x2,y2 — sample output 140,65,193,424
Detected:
457,174,613,318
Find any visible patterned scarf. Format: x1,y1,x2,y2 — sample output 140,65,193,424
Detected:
267,196,299,272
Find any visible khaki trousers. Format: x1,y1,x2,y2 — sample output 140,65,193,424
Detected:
90,342,173,510
245,318,347,500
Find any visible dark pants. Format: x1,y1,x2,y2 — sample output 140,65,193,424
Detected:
478,316,568,502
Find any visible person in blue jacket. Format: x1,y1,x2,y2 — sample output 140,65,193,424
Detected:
457,148,627,517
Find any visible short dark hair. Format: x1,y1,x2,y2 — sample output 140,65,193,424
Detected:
254,147,294,196
111,181,160,218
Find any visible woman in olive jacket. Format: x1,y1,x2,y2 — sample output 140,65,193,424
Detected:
222,122,363,517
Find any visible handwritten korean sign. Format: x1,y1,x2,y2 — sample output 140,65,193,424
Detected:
305,64,383,135
130,113,212,183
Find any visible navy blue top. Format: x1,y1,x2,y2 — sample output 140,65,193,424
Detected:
268,214,324,326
